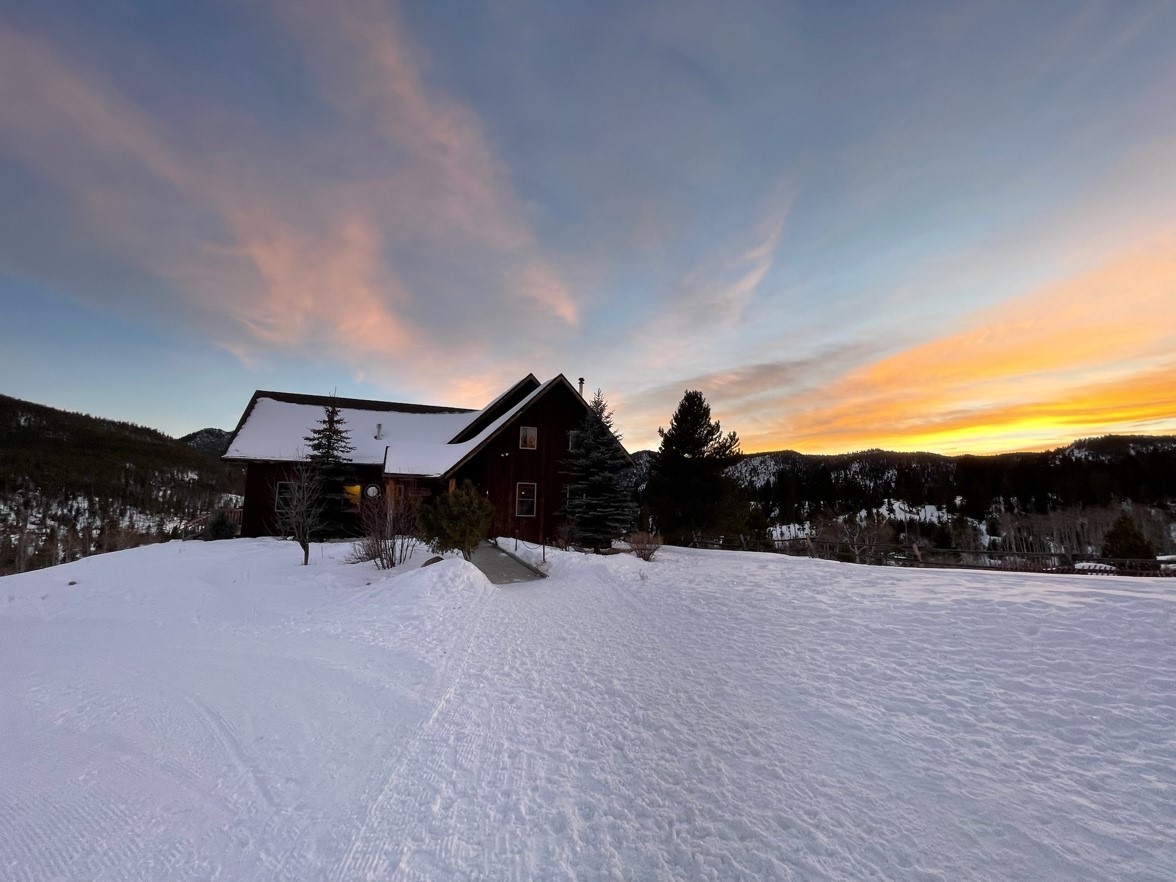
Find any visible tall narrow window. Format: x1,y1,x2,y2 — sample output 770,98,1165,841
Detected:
519,426,537,449
275,481,294,513
516,482,537,517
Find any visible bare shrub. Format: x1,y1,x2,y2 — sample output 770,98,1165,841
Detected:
628,531,663,561
552,522,574,550
388,491,421,566
276,461,326,566
348,490,421,570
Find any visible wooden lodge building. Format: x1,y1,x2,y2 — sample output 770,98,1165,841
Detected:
223,374,629,544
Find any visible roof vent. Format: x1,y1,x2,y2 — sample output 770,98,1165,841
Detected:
375,422,383,440
578,377,585,397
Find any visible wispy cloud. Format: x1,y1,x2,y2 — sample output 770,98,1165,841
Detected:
678,201,788,321
0,6,576,406
268,0,579,332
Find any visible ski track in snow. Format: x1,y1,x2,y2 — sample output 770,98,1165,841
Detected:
1,539,1174,880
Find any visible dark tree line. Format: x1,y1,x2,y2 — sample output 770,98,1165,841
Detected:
747,438,1176,525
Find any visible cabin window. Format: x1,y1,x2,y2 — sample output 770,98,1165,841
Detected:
516,482,537,517
274,481,293,512
519,426,538,449
568,429,577,451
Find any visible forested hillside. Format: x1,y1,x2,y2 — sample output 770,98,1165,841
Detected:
727,436,1176,554
734,436,1176,518
633,435,1176,556
0,395,243,574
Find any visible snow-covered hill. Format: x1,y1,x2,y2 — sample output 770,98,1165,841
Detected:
2,541,1173,880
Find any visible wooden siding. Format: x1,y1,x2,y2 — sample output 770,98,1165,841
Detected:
240,461,384,538
454,383,588,544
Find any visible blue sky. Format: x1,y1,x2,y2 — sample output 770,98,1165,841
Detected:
1,0,1174,453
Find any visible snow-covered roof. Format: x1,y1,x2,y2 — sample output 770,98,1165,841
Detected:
224,377,586,473
383,441,479,477
383,377,562,477
224,392,475,465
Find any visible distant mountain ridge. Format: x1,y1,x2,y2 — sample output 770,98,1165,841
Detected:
180,427,233,457
0,394,244,575
730,434,1175,505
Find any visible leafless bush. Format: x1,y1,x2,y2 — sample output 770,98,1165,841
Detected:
552,522,574,550
347,490,420,570
629,531,663,561
276,461,326,566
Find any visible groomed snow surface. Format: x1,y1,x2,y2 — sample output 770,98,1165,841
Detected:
2,541,1173,881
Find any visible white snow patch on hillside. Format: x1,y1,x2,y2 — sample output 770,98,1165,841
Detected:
2,541,1174,881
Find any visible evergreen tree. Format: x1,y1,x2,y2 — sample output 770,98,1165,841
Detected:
1102,512,1156,560
419,480,494,561
645,390,745,545
302,402,357,537
303,403,355,466
563,390,637,550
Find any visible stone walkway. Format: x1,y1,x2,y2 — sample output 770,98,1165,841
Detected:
469,541,547,584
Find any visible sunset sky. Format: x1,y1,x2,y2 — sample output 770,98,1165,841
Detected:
1,1,1174,454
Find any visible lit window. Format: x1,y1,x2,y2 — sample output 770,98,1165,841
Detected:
519,426,537,449
516,482,537,517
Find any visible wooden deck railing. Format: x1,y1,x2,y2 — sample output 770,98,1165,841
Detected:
180,508,243,540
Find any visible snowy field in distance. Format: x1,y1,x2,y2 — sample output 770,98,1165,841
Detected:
1,538,1174,881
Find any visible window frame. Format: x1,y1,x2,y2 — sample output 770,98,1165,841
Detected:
519,426,538,450
274,481,294,513
516,482,537,518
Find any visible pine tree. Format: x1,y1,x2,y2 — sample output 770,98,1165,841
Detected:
419,480,494,561
563,390,637,550
303,403,355,466
1101,512,1156,560
302,401,357,537
645,390,745,545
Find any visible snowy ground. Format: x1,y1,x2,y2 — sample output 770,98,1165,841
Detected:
2,539,1174,881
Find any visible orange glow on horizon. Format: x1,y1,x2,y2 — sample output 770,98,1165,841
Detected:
737,237,1176,455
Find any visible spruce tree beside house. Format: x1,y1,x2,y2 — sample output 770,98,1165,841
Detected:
562,390,637,550
302,402,357,537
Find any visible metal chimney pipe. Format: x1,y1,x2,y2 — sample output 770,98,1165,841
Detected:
578,377,585,396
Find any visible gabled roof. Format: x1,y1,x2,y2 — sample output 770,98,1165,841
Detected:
384,376,563,477
224,375,629,475
447,374,540,443
223,390,475,465
382,374,625,479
